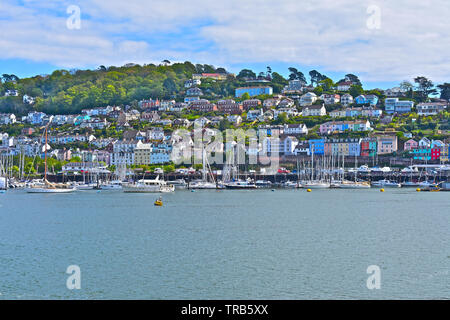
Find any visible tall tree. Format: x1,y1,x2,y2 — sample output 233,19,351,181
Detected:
414,76,436,101
437,83,450,101
344,74,362,86
309,70,324,86
288,67,306,84
237,69,256,80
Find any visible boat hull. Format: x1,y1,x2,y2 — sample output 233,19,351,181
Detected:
26,188,76,193
303,183,330,189
123,185,175,193
224,185,257,189
338,183,371,189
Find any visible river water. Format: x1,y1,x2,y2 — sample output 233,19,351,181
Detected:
0,188,448,299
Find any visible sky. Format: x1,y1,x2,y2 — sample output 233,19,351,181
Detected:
0,0,449,89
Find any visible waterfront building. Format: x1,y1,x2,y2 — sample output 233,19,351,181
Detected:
324,138,361,156
134,141,152,165
376,135,398,155
403,139,418,151
360,137,377,157
110,140,137,165
308,139,325,155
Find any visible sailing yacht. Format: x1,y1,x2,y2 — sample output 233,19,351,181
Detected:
303,151,330,189
336,154,370,189
189,146,218,189
26,117,76,193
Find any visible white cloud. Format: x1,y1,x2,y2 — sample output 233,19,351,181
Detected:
0,0,449,83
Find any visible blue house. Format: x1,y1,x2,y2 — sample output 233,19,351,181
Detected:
355,95,379,106
308,139,325,155
235,86,273,98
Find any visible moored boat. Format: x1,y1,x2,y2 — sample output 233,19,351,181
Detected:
123,176,175,193
371,179,401,188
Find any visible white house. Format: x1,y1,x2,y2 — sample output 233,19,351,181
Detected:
282,136,299,155
299,92,317,106
302,104,326,116
283,123,308,135
0,113,16,125
227,115,242,125
417,102,447,116
340,93,354,106
23,94,35,104
418,137,431,148
247,109,264,121
322,94,340,105
336,81,353,91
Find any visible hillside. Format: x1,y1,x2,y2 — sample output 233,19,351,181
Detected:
0,62,240,115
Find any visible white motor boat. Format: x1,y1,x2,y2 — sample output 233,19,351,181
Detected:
371,179,401,188
169,179,188,189
123,177,175,193
100,180,123,190
401,181,420,187
281,180,301,188
224,179,257,189
75,183,97,190
418,181,438,188
255,180,272,188
337,181,371,189
357,165,371,174
303,181,331,189
188,180,217,189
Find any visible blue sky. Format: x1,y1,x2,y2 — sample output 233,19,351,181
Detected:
1,0,449,89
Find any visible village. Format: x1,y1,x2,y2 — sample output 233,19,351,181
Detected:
0,71,449,189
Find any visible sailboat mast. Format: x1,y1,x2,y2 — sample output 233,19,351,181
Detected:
44,126,48,181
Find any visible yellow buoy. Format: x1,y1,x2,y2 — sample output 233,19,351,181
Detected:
380,188,384,192
307,189,312,192
154,197,163,206
416,188,421,192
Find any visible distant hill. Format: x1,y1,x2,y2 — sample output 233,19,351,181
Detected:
0,62,249,115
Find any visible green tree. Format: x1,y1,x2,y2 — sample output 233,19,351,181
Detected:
349,85,364,97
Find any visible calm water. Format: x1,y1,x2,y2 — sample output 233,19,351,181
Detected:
0,188,449,299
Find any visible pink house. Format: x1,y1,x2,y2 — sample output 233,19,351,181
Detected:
404,139,418,151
